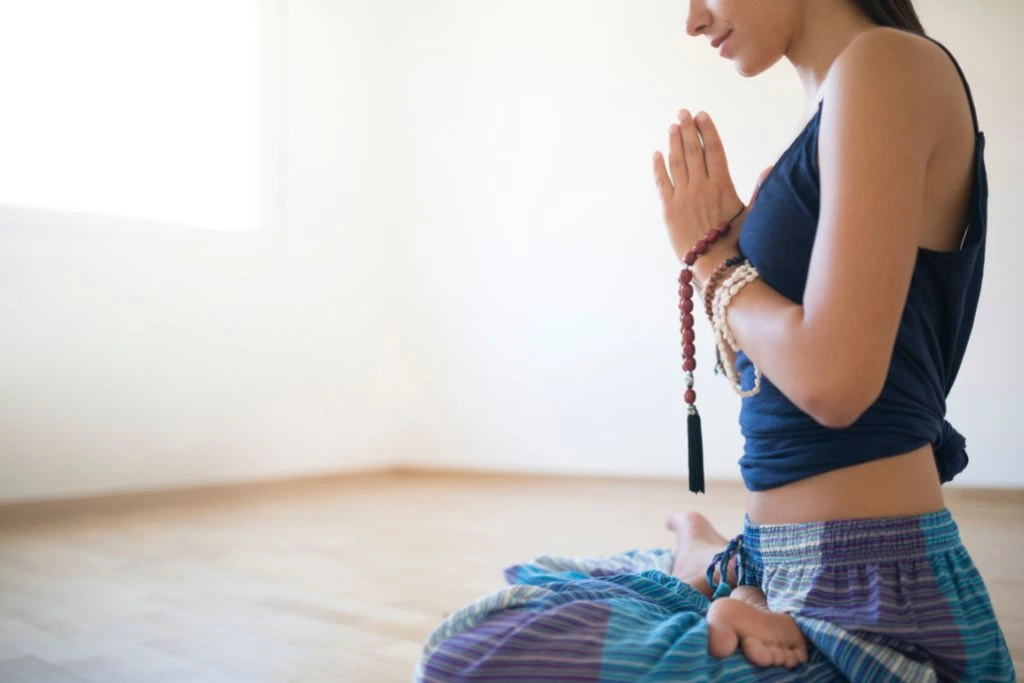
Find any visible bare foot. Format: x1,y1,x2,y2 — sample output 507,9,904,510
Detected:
666,512,736,598
706,587,809,669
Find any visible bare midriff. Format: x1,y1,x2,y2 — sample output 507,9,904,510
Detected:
745,444,946,525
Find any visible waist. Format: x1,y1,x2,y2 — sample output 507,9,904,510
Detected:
741,507,962,568
746,444,945,525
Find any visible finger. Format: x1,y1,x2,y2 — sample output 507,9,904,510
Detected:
652,151,673,205
677,110,705,179
667,123,687,185
693,111,729,183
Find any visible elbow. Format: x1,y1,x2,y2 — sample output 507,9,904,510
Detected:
806,399,866,430
797,367,885,430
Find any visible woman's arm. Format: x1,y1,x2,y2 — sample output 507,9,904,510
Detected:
693,30,944,428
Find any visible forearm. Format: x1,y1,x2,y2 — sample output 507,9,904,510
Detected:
692,240,864,427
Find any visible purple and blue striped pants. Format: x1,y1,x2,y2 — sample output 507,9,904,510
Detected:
417,508,1015,681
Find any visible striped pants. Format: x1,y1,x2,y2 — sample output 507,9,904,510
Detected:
416,509,1015,682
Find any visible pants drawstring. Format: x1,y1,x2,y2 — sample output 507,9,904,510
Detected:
705,534,744,600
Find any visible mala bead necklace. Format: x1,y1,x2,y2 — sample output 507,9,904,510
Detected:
678,206,743,494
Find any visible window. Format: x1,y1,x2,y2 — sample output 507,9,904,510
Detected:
0,0,273,233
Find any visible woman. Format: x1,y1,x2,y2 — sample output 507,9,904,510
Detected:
416,0,1016,680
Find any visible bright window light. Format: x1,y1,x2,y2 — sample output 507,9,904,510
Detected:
0,1,264,232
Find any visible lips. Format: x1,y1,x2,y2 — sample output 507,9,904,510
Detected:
712,30,733,49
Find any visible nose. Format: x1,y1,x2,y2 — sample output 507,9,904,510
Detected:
686,0,711,37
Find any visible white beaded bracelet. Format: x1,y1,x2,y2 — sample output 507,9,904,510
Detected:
718,265,759,352
711,264,753,354
709,271,741,388
711,261,763,398
710,269,748,392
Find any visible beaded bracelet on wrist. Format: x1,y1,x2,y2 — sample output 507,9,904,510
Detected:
703,254,747,322
711,262,763,397
705,255,746,377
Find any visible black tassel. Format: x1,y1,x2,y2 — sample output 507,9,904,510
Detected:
687,411,705,494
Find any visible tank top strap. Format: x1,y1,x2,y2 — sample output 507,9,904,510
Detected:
919,34,980,135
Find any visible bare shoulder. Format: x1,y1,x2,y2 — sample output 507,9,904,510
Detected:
811,27,970,168
822,27,964,123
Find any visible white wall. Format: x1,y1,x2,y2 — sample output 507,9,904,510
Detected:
0,0,424,502
1,0,1021,503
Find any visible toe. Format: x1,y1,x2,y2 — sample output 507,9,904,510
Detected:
740,637,775,668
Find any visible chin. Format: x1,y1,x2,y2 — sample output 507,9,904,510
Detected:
732,57,756,78
734,53,779,78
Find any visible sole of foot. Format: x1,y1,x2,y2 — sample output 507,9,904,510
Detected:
706,596,809,669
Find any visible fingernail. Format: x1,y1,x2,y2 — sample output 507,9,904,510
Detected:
679,110,691,121
696,111,707,122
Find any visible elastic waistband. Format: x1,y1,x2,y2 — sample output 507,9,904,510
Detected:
742,508,961,567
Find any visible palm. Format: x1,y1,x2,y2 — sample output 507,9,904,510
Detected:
653,110,771,262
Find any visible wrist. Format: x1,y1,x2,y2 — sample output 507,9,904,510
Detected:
693,238,742,288
681,205,747,286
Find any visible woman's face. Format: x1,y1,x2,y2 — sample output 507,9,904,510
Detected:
686,0,800,76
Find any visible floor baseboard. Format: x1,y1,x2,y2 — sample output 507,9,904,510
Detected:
2,466,1020,526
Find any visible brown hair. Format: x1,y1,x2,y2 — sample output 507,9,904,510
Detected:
851,0,926,34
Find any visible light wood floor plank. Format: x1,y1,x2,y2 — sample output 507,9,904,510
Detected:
0,472,1020,681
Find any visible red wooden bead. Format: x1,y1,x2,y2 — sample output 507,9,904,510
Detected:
680,299,694,314
721,223,732,235
684,358,696,372
708,227,723,241
684,252,697,266
681,284,693,298
685,389,697,404
679,270,692,284
683,329,695,343
682,314,694,328
695,239,709,255
683,343,695,357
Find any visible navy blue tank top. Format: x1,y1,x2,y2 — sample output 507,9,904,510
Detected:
735,35,988,491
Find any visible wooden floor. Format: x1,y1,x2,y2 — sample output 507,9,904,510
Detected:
0,471,1021,682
